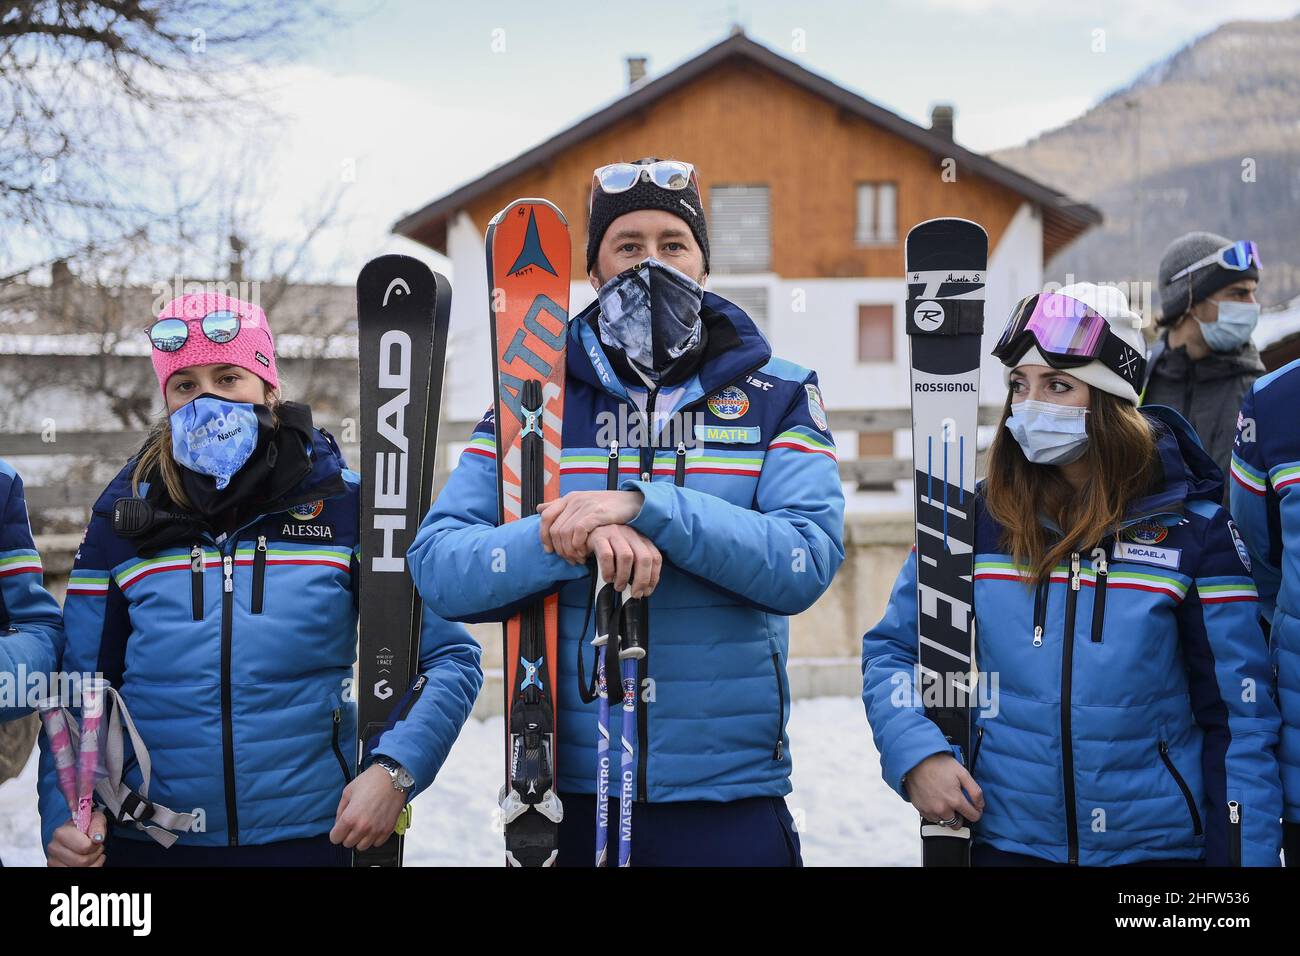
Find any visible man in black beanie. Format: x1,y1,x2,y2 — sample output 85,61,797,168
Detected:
1143,230,1263,497
413,156,845,866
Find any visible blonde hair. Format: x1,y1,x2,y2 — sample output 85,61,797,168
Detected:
132,382,282,511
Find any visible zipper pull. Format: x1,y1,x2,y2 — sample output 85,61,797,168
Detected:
333,707,341,725
609,439,619,460
191,544,203,573
1095,553,1108,577
257,535,267,553
774,738,784,760
1228,800,1240,824
1032,625,1043,647
1070,552,1081,591
223,555,233,593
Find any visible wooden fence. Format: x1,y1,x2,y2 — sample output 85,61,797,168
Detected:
1,406,1004,519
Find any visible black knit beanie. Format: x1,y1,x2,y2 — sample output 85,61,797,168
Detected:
1157,230,1260,326
586,157,709,276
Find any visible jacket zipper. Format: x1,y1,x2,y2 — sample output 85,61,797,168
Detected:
770,650,786,760
331,707,353,783
970,725,985,773
190,543,204,621
1090,546,1108,643
1061,550,1080,864
615,361,770,801
252,535,267,614
1158,740,1204,835
220,552,239,845
1032,576,1048,647
1228,800,1241,865
634,387,659,804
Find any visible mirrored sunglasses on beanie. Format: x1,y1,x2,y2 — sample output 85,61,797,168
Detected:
590,160,699,210
147,310,241,352
993,291,1147,389
1168,240,1262,283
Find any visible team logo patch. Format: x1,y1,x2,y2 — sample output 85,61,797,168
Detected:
289,500,324,521
1124,521,1168,545
707,386,749,420
1227,518,1252,572
805,384,828,432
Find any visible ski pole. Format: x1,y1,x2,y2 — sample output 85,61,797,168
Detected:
617,595,647,867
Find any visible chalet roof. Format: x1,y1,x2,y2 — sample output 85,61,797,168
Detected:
393,30,1101,258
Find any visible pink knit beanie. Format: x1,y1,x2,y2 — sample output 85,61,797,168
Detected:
150,292,279,391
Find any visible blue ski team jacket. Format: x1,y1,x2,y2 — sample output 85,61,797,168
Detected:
0,459,65,722
38,428,483,851
409,291,846,803
1230,357,1300,826
863,406,1283,865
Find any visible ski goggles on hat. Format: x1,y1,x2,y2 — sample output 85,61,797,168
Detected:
147,310,241,352
590,161,699,209
993,291,1147,387
1168,240,1262,282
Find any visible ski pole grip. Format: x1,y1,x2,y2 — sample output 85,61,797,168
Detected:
618,598,647,661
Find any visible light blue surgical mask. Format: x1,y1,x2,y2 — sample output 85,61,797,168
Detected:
1006,399,1090,465
1198,300,1260,353
169,394,263,489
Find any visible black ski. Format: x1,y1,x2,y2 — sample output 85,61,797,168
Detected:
354,254,451,868
904,217,987,868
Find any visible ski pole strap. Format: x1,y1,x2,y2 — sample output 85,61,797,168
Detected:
66,685,198,848
575,560,600,704
905,298,984,336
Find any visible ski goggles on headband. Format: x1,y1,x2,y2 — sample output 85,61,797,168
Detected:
590,161,699,210
1168,240,1262,282
993,291,1147,387
147,310,241,352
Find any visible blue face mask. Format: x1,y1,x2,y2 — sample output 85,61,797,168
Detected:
1198,300,1259,353
596,257,704,384
1006,399,1090,465
169,395,263,490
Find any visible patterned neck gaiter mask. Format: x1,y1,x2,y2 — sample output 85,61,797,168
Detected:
596,257,705,385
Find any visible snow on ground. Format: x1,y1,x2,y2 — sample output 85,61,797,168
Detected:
0,696,920,867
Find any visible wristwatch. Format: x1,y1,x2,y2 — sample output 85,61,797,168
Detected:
372,754,415,793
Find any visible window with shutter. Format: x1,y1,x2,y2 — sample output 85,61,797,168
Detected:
855,183,898,243
709,185,770,274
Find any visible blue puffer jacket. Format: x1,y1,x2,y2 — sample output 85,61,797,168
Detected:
410,292,846,802
1230,357,1300,825
38,427,483,850
863,405,1282,866
0,459,65,722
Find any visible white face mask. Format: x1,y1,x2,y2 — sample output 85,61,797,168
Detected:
1006,399,1090,465
1198,300,1260,353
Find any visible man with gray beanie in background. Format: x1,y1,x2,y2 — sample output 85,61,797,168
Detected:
1143,231,1264,497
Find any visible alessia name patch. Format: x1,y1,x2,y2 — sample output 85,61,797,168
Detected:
1113,540,1182,570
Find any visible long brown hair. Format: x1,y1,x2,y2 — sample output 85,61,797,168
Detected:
132,382,282,511
983,387,1158,584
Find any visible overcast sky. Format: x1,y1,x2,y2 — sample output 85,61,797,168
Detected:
73,0,1300,282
